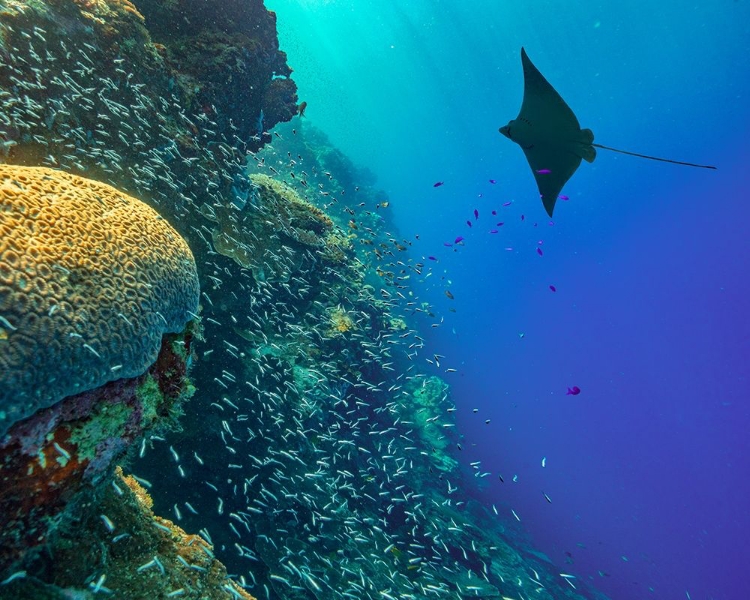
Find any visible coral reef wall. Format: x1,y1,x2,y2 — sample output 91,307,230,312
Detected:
0,0,295,596
128,120,604,600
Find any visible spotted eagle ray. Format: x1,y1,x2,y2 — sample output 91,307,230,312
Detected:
500,48,716,217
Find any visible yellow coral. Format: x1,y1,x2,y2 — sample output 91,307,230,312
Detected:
320,231,354,264
328,305,355,335
389,317,407,331
113,468,255,599
0,166,199,433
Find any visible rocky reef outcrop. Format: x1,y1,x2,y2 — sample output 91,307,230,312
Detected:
131,0,297,143
0,464,253,599
0,0,298,215
200,173,353,282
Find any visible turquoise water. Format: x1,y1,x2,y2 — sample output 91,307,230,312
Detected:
266,1,750,599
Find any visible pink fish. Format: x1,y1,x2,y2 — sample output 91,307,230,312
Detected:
549,285,557,292
536,169,551,174
433,181,444,187
474,209,479,220
454,236,464,244
566,386,581,395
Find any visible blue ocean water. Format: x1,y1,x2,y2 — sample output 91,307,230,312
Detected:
266,1,750,599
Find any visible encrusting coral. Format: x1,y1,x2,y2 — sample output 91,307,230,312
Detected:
0,166,199,435
201,173,350,282
327,304,355,335
0,466,254,599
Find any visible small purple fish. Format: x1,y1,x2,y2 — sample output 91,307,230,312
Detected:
559,195,569,201
536,247,543,256
428,256,438,261
473,209,479,220
496,222,504,226
537,169,551,174
521,215,525,221
502,201,512,207
443,243,453,247
454,236,464,244
566,386,581,396
491,210,497,216
490,229,498,234
549,285,557,292
489,179,496,184
433,181,444,187
466,220,472,228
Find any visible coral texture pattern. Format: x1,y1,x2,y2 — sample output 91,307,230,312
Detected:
0,166,199,434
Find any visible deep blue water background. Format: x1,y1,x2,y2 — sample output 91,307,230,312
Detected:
266,1,750,598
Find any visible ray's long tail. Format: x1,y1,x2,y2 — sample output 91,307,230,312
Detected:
592,143,717,170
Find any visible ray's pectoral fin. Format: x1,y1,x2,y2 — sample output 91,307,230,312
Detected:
523,144,583,218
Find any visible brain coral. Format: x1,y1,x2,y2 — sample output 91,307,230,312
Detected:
0,166,199,434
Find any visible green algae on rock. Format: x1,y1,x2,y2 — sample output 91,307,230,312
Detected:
0,466,253,600
405,375,459,472
0,325,197,576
